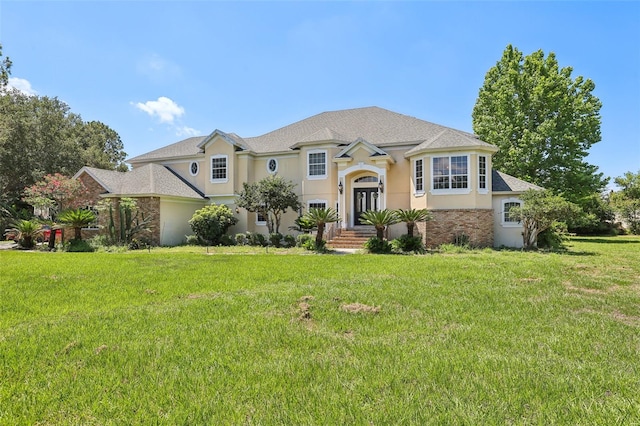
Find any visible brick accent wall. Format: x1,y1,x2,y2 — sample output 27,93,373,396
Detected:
417,209,494,248
74,173,161,245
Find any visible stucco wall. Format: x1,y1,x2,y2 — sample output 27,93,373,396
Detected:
160,199,206,246
492,195,525,248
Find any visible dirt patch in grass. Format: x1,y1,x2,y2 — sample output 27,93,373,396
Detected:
563,282,607,295
298,302,312,320
341,303,380,314
611,310,640,326
185,292,221,300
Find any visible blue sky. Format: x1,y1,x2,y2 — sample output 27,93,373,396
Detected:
1,1,638,185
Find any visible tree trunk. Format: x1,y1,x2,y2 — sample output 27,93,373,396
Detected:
316,223,325,246
407,222,415,238
74,226,82,240
376,226,384,240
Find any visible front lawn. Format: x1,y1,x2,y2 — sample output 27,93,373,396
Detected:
1,237,639,424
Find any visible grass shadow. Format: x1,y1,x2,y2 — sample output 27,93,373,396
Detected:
573,237,640,245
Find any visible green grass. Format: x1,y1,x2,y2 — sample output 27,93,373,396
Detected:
1,237,639,424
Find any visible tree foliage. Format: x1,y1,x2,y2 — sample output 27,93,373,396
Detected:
359,209,399,240
236,175,301,234
189,204,238,245
509,189,580,249
395,208,432,238
610,170,640,234
0,87,127,207
0,43,11,89
303,207,340,247
472,45,607,203
5,219,42,248
22,173,92,219
58,208,96,240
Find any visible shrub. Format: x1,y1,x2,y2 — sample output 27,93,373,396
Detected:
364,236,392,254
392,235,425,254
296,234,313,248
246,232,267,247
537,221,569,250
301,237,326,252
438,243,469,253
188,204,238,246
235,233,248,246
219,234,235,246
453,233,470,248
185,235,200,245
269,232,283,248
283,234,296,248
128,238,150,250
65,238,94,252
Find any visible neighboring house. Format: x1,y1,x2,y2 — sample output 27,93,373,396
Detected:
74,106,541,247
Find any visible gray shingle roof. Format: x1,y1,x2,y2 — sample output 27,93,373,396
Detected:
127,106,495,161
492,170,544,192
79,165,205,199
405,129,498,156
128,136,206,163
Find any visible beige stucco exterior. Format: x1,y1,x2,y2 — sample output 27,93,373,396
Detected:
79,107,541,248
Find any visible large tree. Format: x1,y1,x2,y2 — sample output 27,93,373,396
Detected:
610,170,640,234
236,175,300,234
0,43,11,88
0,91,127,205
472,45,607,203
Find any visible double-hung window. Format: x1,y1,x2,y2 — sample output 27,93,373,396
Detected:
478,155,487,192
307,150,327,179
210,155,228,183
432,155,469,193
415,159,424,193
308,200,327,211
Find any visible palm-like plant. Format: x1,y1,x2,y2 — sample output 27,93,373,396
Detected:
395,208,432,237
58,208,96,240
359,209,399,240
303,207,340,247
5,219,43,248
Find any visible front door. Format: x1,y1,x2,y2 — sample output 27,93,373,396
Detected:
354,187,379,225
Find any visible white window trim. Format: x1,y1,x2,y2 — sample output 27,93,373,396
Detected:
210,154,229,183
478,155,488,194
266,158,278,174
307,199,328,211
501,198,523,227
189,161,200,177
414,158,425,195
256,211,267,226
307,149,328,180
430,154,472,195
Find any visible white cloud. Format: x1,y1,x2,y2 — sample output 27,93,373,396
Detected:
134,96,185,124
7,77,38,96
176,126,201,137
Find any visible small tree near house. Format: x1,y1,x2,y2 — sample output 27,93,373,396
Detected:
509,189,580,250
236,175,301,234
303,207,340,248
